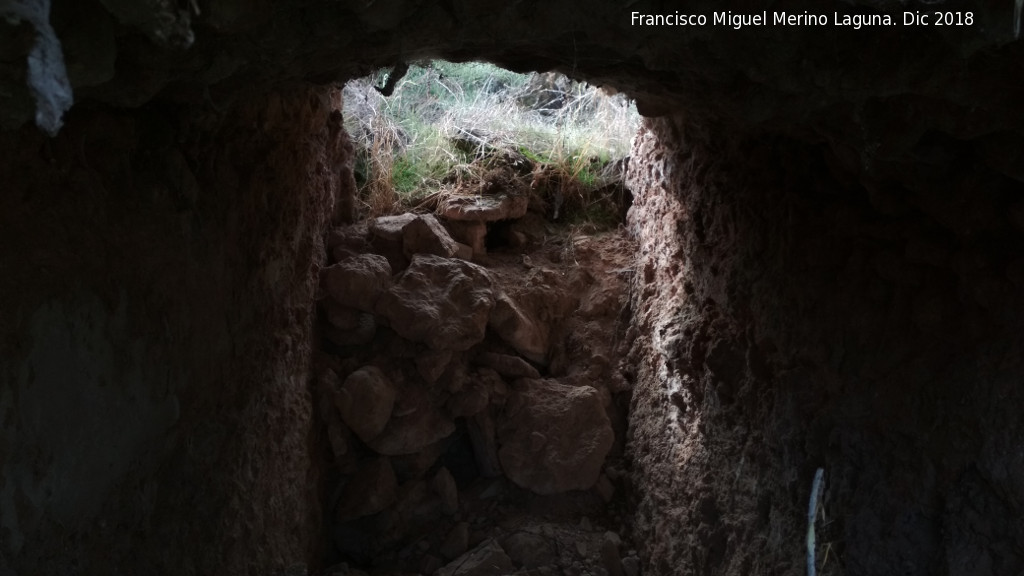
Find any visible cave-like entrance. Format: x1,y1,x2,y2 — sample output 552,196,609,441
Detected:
3,3,1024,576
312,61,643,575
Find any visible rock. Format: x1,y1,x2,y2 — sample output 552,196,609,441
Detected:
376,255,495,351
403,214,459,258
622,556,641,576
322,312,376,346
366,382,455,455
324,407,352,460
445,220,488,255
467,409,503,477
367,214,417,271
594,472,615,503
454,241,474,260
475,351,541,379
391,440,445,480
315,367,344,419
488,294,549,363
322,254,393,312
327,223,370,258
601,531,625,576
501,531,558,569
482,368,509,405
415,349,452,384
420,554,444,575
320,298,361,330
336,457,398,521
369,213,418,242
432,467,459,515
441,360,469,393
440,522,470,560
336,366,395,442
436,539,515,576
446,379,490,418
497,379,614,494
439,194,529,222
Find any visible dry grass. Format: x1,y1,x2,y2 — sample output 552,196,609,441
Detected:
344,61,641,221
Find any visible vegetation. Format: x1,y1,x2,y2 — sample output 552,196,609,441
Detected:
343,61,641,225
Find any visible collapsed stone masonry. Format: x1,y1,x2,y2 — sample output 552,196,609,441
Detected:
313,205,634,573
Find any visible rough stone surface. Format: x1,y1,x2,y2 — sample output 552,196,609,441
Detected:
446,379,490,419
320,298,362,331
488,294,550,364
497,379,613,494
440,522,470,561
327,223,370,263
501,532,559,569
390,440,444,481
376,255,495,351
415,349,452,384
337,366,395,443
403,214,459,259
322,308,377,347
439,194,528,222
336,457,398,521
467,409,502,478
436,539,515,576
444,220,488,256
626,112,1024,575
431,467,459,515
365,381,454,455
475,351,541,379
601,532,625,576
322,254,393,313
369,213,417,242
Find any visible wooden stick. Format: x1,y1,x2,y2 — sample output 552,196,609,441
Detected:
807,468,825,576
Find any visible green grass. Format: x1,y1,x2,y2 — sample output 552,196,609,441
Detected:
344,60,641,221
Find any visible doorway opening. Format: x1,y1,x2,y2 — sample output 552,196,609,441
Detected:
315,61,643,575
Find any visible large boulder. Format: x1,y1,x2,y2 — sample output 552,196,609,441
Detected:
497,379,613,494
375,255,495,351
336,366,396,443
402,214,459,258
488,294,550,363
322,254,393,312
366,381,455,455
